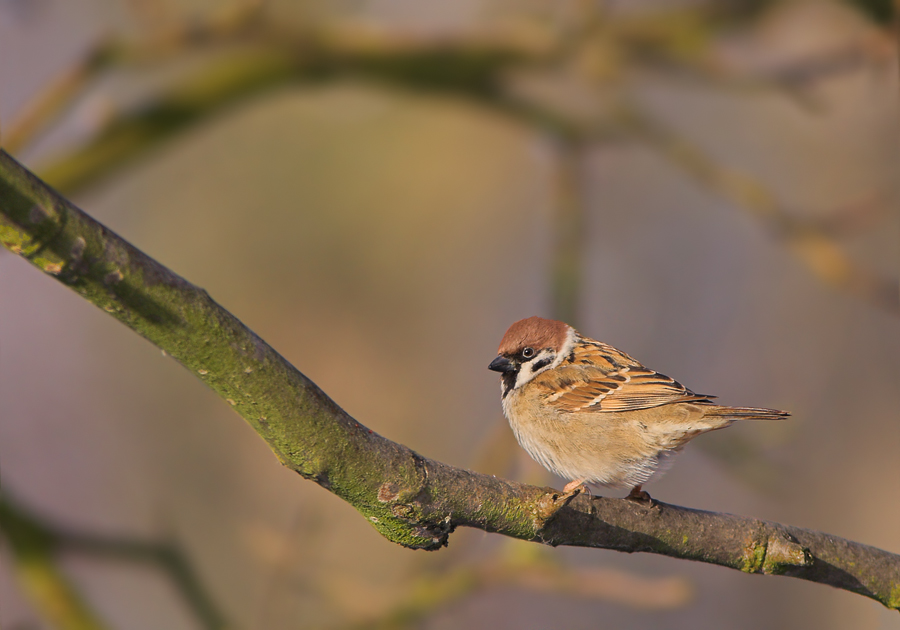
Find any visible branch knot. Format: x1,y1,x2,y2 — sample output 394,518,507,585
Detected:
742,529,812,575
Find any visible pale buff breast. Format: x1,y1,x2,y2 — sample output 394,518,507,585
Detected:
502,387,715,489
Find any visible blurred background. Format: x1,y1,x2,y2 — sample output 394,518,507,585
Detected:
1,0,899,628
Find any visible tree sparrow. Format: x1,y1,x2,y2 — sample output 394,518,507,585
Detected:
488,316,789,501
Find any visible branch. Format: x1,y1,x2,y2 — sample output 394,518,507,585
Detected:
1,149,898,612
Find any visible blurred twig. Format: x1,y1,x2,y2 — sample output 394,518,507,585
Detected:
29,34,541,193
0,497,112,630
8,4,891,317
34,46,301,193
0,494,230,630
122,0,267,57
630,25,895,103
622,103,900,316
1,1,267,157
1,39,116,155
349,543,691,630
5,5,751,190
550,138,589,326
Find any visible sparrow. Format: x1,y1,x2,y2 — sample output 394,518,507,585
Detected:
488,316,789,501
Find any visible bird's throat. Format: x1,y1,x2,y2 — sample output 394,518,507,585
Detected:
500,371,518,398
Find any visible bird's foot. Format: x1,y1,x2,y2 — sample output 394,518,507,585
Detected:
548,480,591,509
537,481,591,524
626,485,655,507
562,479,590,495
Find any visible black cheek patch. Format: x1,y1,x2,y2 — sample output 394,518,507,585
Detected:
531,357,552,372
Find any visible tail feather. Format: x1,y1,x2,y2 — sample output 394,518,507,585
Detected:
705,405,790,421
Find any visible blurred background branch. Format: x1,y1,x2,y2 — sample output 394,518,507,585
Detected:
4,1,894,316
0,494,228,630
622,102,900,315
0,496,112,630
347,543,692,630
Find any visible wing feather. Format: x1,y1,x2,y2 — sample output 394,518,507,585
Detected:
536,339,715,413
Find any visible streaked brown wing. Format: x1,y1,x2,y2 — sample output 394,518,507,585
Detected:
536,340,714,413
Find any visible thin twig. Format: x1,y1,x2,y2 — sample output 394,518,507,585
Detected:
1,39,115,155
0,494,229,630
550,137,589,326
621,103,900,316
0,498,112,630
348,549,691,630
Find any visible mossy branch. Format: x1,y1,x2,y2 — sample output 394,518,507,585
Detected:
1,149,898,611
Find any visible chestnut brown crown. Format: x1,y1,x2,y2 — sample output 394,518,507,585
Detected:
497,316,570,356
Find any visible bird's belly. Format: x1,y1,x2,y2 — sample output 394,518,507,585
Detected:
504,395,677,489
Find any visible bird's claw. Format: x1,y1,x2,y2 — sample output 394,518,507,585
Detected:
548,481,590,511
562,480,591,496
626,486,655,508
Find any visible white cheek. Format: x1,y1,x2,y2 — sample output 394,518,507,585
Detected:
513,349,556,389
514,365,534,389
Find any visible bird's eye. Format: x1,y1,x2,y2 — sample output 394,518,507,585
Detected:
521,347,535,359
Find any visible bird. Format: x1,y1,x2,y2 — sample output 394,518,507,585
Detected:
488,316,789,502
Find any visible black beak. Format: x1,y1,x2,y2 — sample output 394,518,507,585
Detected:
488,355,515,373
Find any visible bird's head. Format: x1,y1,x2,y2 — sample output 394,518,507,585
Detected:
489,316,575,396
